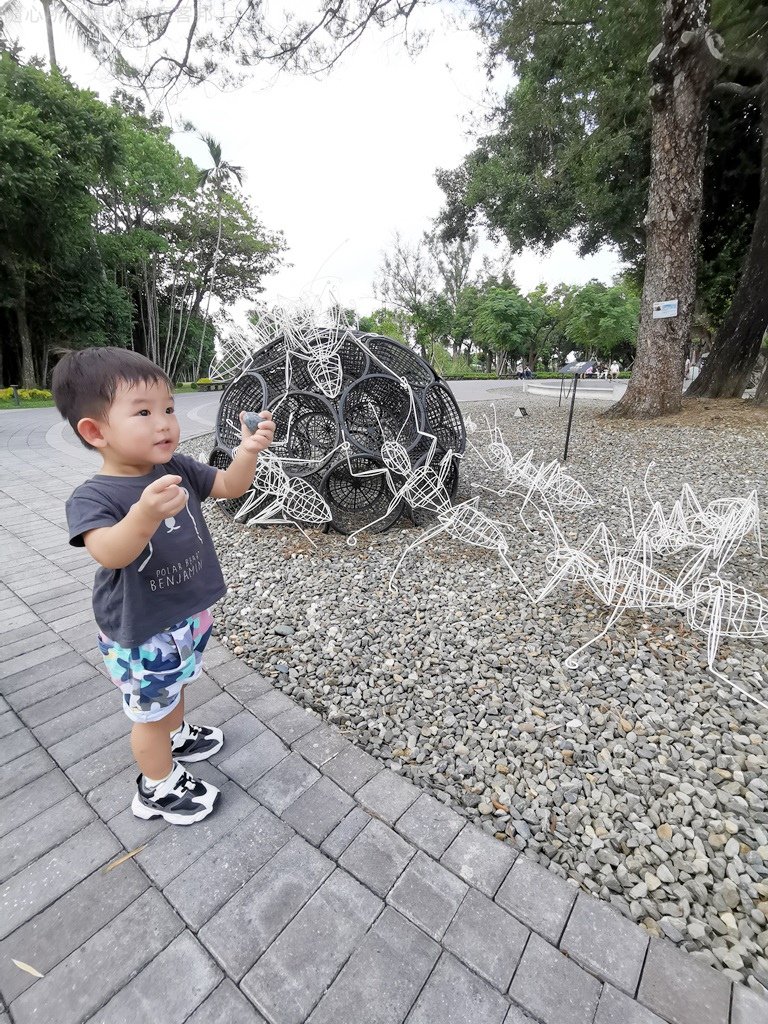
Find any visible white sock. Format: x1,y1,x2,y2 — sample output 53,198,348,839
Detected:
143,768,173,790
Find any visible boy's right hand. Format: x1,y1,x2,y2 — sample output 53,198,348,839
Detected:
136,475,187,524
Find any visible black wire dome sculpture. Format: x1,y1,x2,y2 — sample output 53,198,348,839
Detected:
209,329,466,535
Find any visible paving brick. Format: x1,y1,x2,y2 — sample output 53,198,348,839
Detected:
0,860,149,1004
339,818,415,898
0,791,95,883
0,727,36,767
241,868,382,1024
387,850,467,941
407,952,510,1024
395,793,465,858
560,892,649,995
186,980,268,1024
594,985,668,1024
164,805,294,930
218,729,289,789
0,621,49,646
246,689,296,721
135,781,257,887
355,769,421,825
0,746,55,796
6,661,97,711
269,705,321,744
731,983,768,1024
307,906,439,1024
0,711,22,739
65,733,134,793
496,854,577,944
49,709,128,768
9,888,183,1024
504,1007,537,1023
34,691,115,746
441,824,518,897
443,886,529,990
0,821,121,940
0,640,71,681
249,750,321,815
223,672,273,704
189,690,244,730
19,675,105,728
282,775,356,845
322,742,381,794
2,630,59,661
0,769,74,839
206,656,252,686
199,835,334,980
208,709,266,765
293,722,349,766
90,931,223,1024
637,938,731,1024
202,643,233,668
0,650,85,695
509,932,601,1024
320,806,371,859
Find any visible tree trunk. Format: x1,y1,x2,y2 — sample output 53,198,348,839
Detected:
605,1,721,420
756,353,768,404
17,289,35,388
40,0,58,71
687,75,768,399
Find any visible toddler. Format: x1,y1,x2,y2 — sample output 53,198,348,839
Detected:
52,347,274,824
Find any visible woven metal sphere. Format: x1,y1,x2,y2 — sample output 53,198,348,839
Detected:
210,329,466,534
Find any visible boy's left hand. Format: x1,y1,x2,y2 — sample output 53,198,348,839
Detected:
239,410,275,455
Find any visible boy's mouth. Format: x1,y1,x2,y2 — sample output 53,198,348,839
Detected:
156,439,174,448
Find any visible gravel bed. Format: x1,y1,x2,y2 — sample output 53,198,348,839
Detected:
184,395,768,992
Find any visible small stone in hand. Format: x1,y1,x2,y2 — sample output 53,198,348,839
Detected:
243,411,266,433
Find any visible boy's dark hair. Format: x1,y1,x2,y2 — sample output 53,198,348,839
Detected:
52,347,172,450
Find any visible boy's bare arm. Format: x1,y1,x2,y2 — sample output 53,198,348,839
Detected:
83,475,188,570
210,411,276,500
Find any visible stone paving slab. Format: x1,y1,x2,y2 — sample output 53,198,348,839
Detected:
2,411,766,1024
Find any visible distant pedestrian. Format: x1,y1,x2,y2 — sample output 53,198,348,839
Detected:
52,348,275,825
609,360,620,380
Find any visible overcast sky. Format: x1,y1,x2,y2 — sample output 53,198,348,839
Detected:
15,3,622,316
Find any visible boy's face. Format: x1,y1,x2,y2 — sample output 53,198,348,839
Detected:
87,379,179,473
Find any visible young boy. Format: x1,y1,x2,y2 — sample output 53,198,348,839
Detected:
52,348,275,825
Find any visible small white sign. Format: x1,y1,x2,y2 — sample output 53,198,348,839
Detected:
653,299,679,319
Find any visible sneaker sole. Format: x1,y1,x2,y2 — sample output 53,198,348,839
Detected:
131,789,218,825
173,736,224,763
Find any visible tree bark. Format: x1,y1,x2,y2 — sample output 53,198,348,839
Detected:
756,354,768,403
40,0,58,71
17,288,35,389
605,1,720,419
686,74,768,400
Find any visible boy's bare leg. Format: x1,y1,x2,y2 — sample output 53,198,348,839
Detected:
131,694,185,780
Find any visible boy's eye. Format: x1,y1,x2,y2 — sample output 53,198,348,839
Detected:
166,406,175,414
138,409,150,416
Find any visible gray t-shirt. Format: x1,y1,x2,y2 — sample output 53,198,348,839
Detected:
66,453,227,647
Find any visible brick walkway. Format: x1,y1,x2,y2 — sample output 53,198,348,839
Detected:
1,404,766,1024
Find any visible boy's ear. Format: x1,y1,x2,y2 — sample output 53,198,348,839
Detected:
77,417,107,449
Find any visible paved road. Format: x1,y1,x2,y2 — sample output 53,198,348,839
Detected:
0,398,758,1024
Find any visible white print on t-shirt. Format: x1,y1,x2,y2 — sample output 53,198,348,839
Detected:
137,487,203,574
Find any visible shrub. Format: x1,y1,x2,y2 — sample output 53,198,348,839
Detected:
20,388,52,400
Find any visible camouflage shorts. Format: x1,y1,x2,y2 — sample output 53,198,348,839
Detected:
98,609,213,723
